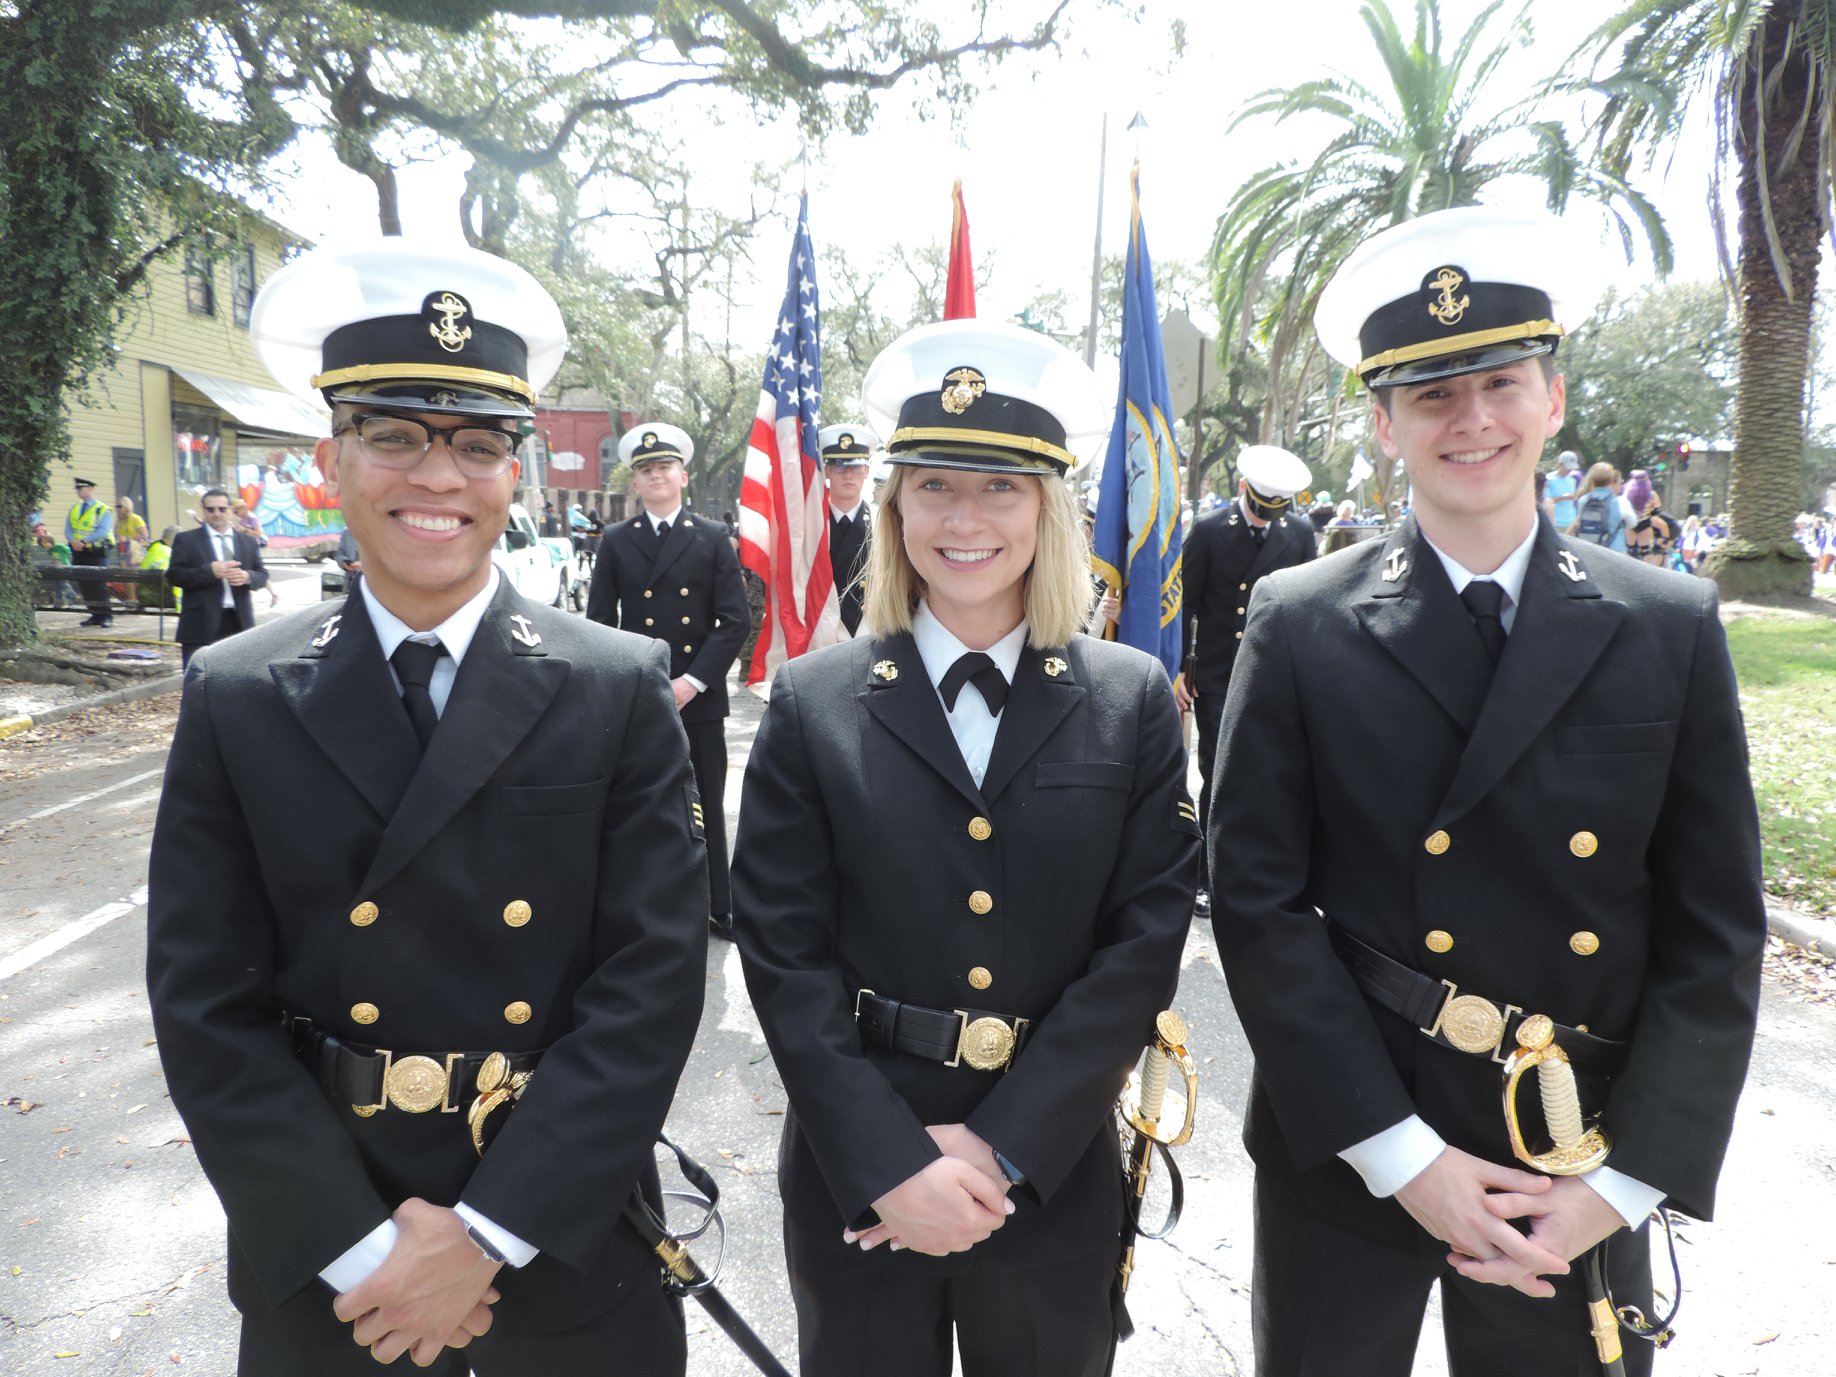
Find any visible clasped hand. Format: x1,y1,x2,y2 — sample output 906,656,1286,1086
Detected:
333,1199,501,1365
845,1124,1014,1257
1394,1146,1625,1298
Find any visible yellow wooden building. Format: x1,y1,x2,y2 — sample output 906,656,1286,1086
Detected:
55,209,335,544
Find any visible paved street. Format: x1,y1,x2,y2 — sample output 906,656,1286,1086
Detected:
2,648,1832,1376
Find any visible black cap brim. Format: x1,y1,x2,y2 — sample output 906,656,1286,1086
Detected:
1366,338,1557,389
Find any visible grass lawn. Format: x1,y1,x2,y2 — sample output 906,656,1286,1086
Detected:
1725,607,1836,918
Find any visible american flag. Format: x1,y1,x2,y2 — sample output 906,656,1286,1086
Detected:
738,194,842,686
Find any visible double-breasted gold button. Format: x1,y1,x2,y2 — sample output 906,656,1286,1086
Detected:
968,816,993,841
1424,830,1451,855
1239,582,1248,591
967,967,993,991
1569,931,1601,956
503,900,532,928
644,617,655,626
681,616,691,625
1425,930,1454,953
683,644,693,654
643,589,653,598
679,587,690,597
349,901,378,927
1569,831,1599,858
968,890,994,915
1237,606,1246,615
351,1002,379,1025
1235,631,1243,640
504,1001,532,1025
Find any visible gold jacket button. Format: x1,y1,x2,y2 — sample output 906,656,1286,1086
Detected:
968,890,994,915
967,967,993,991
351,1002,379,1025
1570,831,1599,858
679,587,690,597
503,900,532,928
1239,582,1248,591
1570,931,1601,956
682,616,691,625
1424,829,1451,855
643,589,653,598
968,816,993,841
643,617,654,626
504,1001,533,1025
349,901,378,927
1235,631,1243,640
683,644,694,654
1425,929,1454,953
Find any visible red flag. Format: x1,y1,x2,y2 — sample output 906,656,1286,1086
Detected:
944,179,976,319
737,194,842,687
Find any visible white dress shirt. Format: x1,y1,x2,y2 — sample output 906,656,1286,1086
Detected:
911,602,1026,788
321,569,537,1290
208,527,237,607
1338,518,1664,1229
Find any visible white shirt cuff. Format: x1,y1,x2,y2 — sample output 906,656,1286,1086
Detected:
683,674,707,694
1338,1115,1446,1198
319,1220,397,1292
454,1202,539,1269
1580,1166,1665,1230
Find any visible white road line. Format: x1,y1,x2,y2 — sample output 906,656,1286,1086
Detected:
0,885,149,982
2,768,164,832
717,939,763,1040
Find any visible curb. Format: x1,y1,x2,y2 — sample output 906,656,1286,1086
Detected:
0,672,183,740
1768,901,1835,961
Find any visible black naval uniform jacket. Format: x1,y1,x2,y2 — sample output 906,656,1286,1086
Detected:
168,525,269,646
585,510,749,722
1179,503,1315,694
733,630,1200,1270
145,583,708,1322
1209,517,1764,1240
828,506,870,636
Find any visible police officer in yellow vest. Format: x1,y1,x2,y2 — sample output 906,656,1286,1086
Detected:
66,477,116,626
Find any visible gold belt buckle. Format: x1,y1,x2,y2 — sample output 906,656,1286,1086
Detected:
1420,980,1522,1059
948,1011,1027,1071
353,1050,465,1115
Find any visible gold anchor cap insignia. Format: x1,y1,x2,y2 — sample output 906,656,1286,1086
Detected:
1044,656,1068,677
424,290,474,354
940,366,987,415
312,614,342,648
872,659,899,682
1557,550,1588,583
431,390,458,408
1425,266,1470,326
508,613,541,647
1382,547,1409,583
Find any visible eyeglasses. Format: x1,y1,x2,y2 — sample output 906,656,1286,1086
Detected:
335,413,518,478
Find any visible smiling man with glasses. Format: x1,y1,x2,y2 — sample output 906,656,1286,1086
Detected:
146,239,708,1376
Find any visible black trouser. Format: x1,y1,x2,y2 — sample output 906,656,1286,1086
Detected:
685,716,731,917
180,606,245,668
783,1219,1116,1377
1250,1166,1655,1377
71,546,111,619
1193,689,1226,892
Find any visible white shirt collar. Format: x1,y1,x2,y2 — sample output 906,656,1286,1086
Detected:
1421,517,1539,615
912,601,1027,695
830,500,866,523
362,568,500,667
645,505,683,533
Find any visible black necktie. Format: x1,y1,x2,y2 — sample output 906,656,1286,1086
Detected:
938,651,1010,715
1459,580,1508,666
1251,525,1268,542
655,519,670,541
391,638,447,749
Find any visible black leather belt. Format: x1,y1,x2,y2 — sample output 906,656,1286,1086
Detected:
1326,924,1627,1076
853,990,1032,1072
286,1014,542,1115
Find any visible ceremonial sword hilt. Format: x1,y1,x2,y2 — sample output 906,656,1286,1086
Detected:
1501,1013,1612,1175
1123,1009,1198,1148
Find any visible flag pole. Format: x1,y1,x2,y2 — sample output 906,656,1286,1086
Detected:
1084,113,1107,369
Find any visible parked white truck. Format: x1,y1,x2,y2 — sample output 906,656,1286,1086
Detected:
496,502,587,610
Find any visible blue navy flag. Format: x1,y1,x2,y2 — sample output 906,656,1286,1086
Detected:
1091,165,1183,678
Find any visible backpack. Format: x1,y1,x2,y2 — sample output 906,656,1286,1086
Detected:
1574,490,1618,546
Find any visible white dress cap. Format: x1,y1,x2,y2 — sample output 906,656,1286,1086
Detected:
619,422,695,467
1314,206,1606,387
1238,445,1313,501
862,320,1107,475
251,238,566,412
818,423,879,466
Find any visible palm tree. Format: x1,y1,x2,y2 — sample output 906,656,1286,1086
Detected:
1208,0,1668,460
1585,1,1824,597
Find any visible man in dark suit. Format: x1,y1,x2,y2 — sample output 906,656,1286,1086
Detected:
820,422,877,636
1177,445,1314,915
586,422,750,940
147,239,707,1375
1209,207,1765,1376
168,487,269,666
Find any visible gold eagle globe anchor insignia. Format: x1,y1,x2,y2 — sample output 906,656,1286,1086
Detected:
940,367,987,415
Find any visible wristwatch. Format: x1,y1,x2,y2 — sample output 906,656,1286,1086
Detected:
992,1149,1027,1190
463,1222,508,1265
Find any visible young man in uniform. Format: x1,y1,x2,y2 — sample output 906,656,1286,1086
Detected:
820,422,877,636
586,423,749,940
146,239,708,1375
1176,445,1314,917
1209,206,1765,1376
